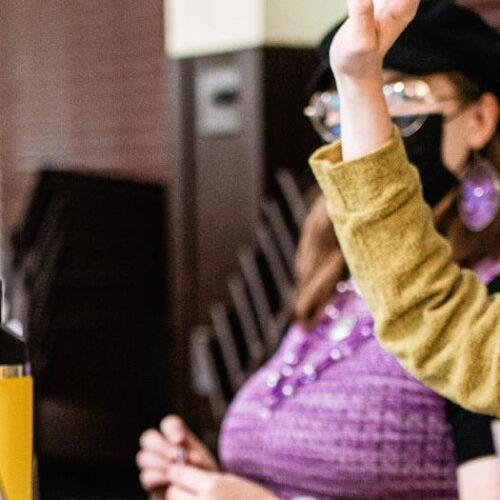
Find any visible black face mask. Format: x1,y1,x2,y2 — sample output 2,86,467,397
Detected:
402,114,458,207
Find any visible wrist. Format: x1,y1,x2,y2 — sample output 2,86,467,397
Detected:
335,74,384,97
331,53,383,87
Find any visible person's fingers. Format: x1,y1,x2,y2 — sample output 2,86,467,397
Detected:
341,0,378,61
180,429,214,466
392,0,420,22
347,0,373,16
136,450,170,472
168,464,217,493
377,0,420,53
140,429,172,460
140,429,195,465
165,486,196,500
160,415,188,446
160,415,216,468
346,0,376,36
139,469,168,490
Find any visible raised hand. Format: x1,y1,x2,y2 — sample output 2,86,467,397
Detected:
330,0,420,81
325,0,421,158
137,415,219,499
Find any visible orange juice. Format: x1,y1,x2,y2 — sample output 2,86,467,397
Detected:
0,367,33,500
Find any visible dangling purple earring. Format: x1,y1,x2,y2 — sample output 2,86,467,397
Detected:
458,152,500,232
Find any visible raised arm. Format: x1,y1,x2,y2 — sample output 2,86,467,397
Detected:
310,0,500,416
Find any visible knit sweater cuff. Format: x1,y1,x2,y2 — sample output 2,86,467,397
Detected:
308,129,416,213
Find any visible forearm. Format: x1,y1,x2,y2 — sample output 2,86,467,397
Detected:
336,76,393,160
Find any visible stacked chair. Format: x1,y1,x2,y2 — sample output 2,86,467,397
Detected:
9,168,169,496
190,169,308,422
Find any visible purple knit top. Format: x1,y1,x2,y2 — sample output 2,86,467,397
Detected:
218,259,500,500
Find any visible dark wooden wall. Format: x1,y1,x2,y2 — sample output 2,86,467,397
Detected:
0,0,169,233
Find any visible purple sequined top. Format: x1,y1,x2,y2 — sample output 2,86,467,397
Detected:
218,259,500,500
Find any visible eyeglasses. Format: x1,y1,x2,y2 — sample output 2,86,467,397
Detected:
304,79,460,142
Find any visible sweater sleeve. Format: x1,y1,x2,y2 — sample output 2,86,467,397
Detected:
309,129,500,417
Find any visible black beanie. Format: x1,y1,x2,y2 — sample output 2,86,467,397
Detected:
309,0,500,99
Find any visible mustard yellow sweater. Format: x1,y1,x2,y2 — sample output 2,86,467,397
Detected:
309,130,500,417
